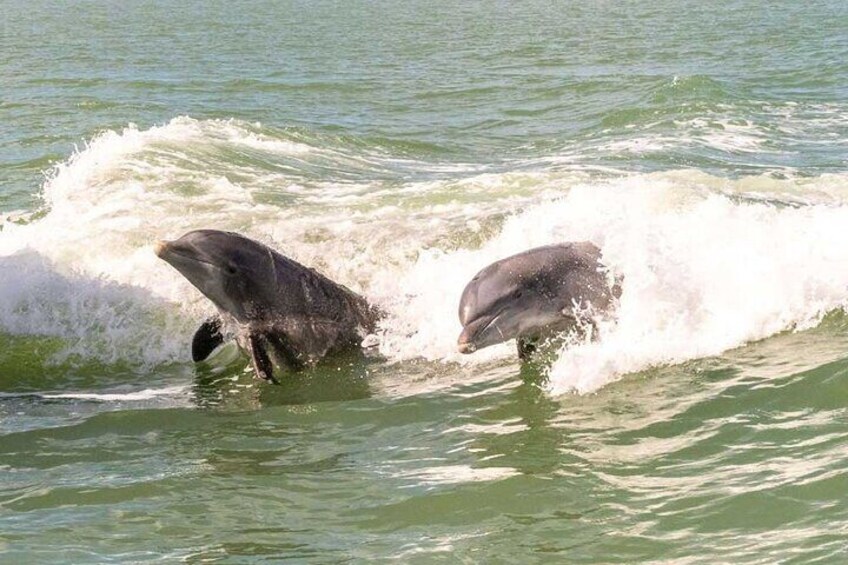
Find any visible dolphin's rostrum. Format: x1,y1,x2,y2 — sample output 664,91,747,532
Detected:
156,230,379,383
457,242,620,359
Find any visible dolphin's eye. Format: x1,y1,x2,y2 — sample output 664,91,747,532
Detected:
226,264,238,275
514,290,523,298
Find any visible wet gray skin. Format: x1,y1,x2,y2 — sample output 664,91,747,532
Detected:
155,229,378,383
457,242,620,359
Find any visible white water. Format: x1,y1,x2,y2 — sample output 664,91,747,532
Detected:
2,118,848,393
0,385,191,402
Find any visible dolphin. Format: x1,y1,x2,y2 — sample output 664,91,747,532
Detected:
155,229,379,383
457,242,619,359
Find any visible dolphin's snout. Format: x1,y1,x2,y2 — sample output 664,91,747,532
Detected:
457,312,503,354
154,240,171,258
457,327,478,354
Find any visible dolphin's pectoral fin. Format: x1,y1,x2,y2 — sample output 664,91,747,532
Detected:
264,332,305,373
247,333,279,384
517,337,538,361
192,316,225,362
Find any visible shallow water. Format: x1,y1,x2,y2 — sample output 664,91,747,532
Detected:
2,0,848,562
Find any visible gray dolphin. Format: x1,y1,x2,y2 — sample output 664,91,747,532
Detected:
155,229,379,383
457,242,619,359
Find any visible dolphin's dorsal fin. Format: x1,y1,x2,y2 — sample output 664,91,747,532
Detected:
192,316,225,362
247,333,279,384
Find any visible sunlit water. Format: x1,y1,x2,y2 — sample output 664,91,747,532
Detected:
2,1,848,562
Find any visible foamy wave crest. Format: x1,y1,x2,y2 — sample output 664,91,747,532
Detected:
0,117,551,366
4,116,848,391
0,118,292,365
372,172,848,394
541,177,848,393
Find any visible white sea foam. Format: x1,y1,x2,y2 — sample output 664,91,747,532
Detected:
38,385,190,401
3,117,848,394
431,178,848,390
359,170,848,396
540,180,848,393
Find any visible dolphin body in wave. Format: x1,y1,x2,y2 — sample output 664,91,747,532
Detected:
457,242,620,359
156,230,379,383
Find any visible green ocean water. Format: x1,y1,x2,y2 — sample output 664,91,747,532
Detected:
2,0,848,562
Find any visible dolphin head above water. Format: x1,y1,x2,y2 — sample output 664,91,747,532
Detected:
155,229,277,323
457,242,618,357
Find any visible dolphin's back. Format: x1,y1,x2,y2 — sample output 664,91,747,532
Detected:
269,250,377,333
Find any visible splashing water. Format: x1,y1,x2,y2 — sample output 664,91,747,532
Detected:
2,118,848,393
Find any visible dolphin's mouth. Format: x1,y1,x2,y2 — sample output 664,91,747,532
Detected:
457,311,505,354
155,240,220,270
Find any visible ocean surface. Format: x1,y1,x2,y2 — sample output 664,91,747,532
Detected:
3,0,848,562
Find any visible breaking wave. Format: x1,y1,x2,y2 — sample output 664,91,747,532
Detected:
3,117,848,394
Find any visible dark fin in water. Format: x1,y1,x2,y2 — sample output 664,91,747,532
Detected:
192,316,225,362
264,332,304,373
247,333,279,384
517,337,538,361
